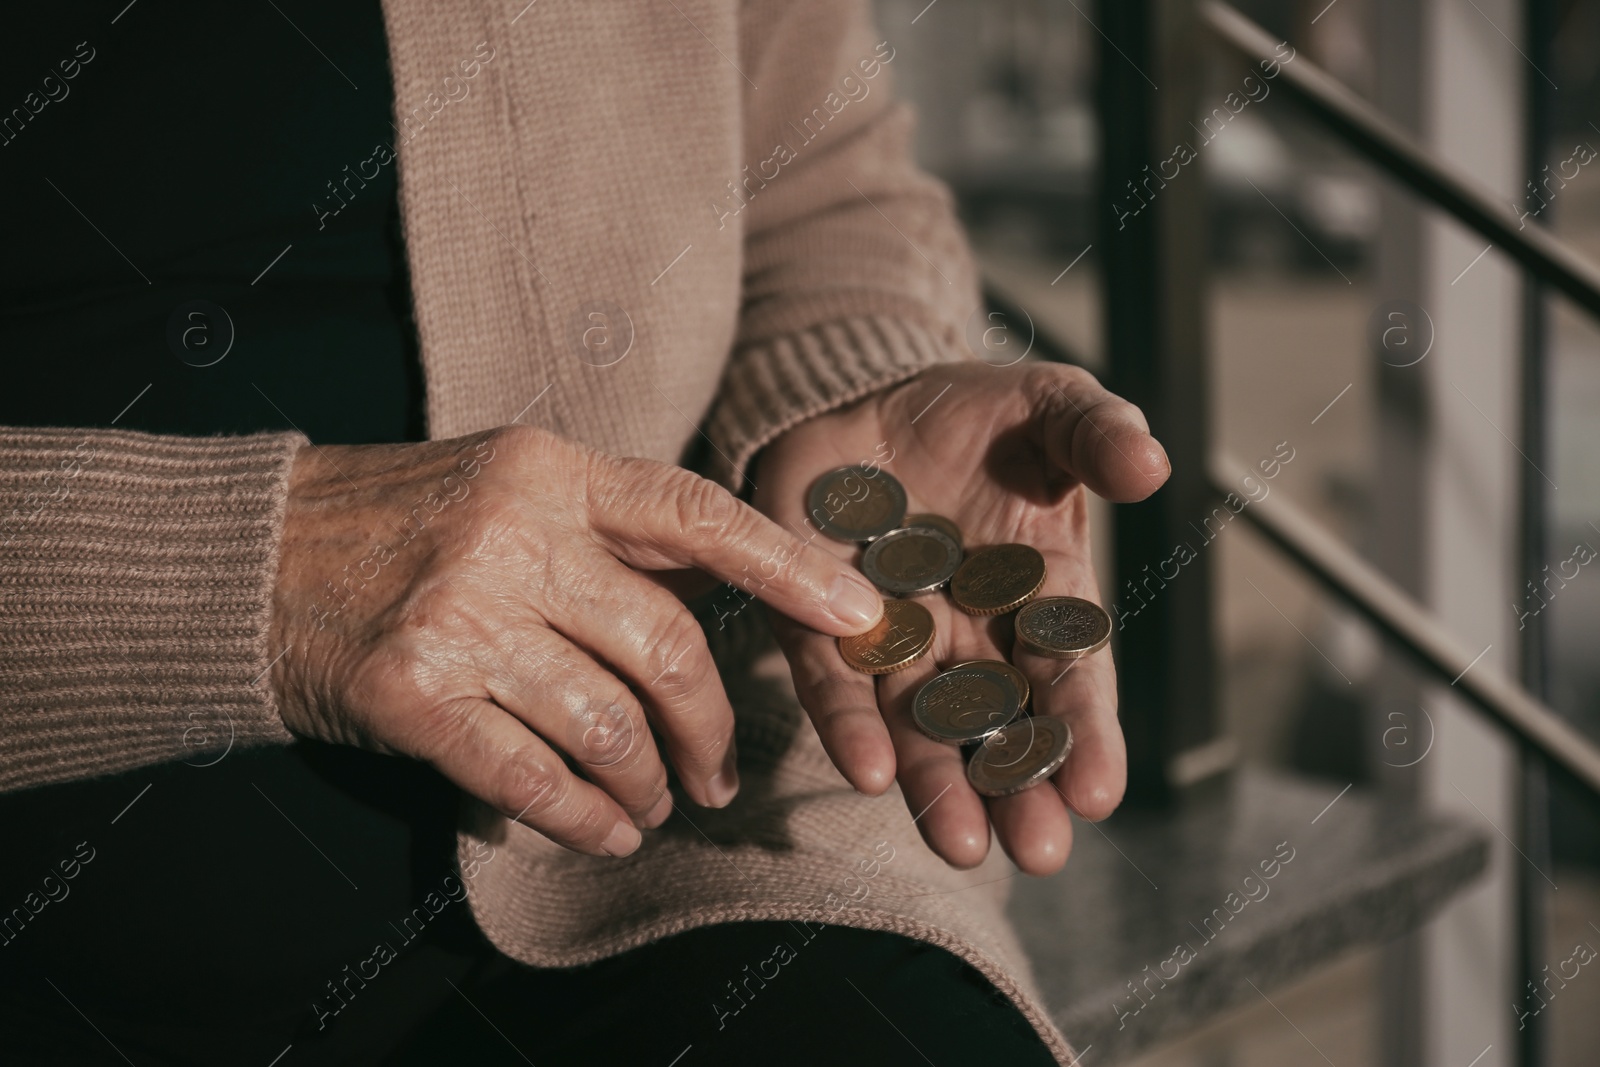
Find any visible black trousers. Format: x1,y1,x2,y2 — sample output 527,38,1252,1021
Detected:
0,745,1055,1066
389,921,1057,1066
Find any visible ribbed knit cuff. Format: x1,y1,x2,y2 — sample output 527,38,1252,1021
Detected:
704,314,966,490
0,427,306,792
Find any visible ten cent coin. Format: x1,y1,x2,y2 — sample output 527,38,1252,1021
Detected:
966,716,1072,797
912,667,1023,744
1014,596,1111,659
949,544,1046,616
839,599,936,675
807,466,907,543
949,659,1031,709
904,512,963,549
861,526,963,596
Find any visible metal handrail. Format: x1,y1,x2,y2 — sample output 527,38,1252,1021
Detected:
992,268,1600,795
1210,454,1600,796
1090,6,1578,1064
1201,0,1600,323
1191,0,1600,803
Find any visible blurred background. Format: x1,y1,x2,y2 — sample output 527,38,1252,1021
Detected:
868,0,1600,1064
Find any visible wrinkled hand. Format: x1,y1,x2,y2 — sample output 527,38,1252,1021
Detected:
271,426,885,858
754,363,1170,876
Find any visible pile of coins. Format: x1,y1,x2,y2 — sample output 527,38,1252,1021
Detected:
808,465,1112,797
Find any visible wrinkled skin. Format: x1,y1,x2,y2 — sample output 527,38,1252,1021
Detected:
268,360,1167,875
270,425,886,858
754,362,1169,876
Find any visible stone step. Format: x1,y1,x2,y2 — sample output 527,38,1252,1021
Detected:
1006,769,1489,1062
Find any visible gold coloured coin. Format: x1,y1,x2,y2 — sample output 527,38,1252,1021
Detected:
839,599,936,675
948,659,1031,709
966,715,1072,797
912,667,1022,744
949,544,1046,616
1013,596,1111,659
861,526,963,597
807,466,907,543
904,512,963,549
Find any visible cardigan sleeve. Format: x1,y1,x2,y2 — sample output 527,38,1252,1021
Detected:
702,0,984,488
0,426,304,793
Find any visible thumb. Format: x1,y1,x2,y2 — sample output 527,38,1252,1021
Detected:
1028,367,1171,502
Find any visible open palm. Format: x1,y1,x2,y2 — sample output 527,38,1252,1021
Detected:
753,361,1170,875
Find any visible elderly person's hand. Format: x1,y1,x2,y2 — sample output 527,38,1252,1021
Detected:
754,363,1170,876
269,426,886,858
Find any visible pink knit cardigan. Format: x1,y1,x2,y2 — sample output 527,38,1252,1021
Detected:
0,1,1074,1059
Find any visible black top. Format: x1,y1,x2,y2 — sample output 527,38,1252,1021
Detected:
0,4,475,1061
0,0,423,441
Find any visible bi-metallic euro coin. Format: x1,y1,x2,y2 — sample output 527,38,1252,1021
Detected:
912,667,1023,744
966,715,1072,797
1013,596,1111,660
861,526,963,596
807,466,907,543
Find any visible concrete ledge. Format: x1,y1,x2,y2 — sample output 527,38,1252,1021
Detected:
1005,769,1489,1063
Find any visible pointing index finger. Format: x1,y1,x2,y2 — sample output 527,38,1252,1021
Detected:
588,460,884,636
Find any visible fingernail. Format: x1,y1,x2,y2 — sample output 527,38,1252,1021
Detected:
640,791,674,829
706,741,740,808
601,820,642,857
828,574,884,631
851,759,893,797
1154,440,1172,476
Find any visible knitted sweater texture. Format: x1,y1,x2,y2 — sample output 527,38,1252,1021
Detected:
0,1,1073,1058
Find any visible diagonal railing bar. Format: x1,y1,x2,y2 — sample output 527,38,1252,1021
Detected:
1202,0,1600,323
1208,453,1600,797
977,259,1600,800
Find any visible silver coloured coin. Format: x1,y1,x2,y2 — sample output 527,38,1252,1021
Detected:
966,715,1072,797
861,525,963,596
912,667,1023,744
1013,596,1111,659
